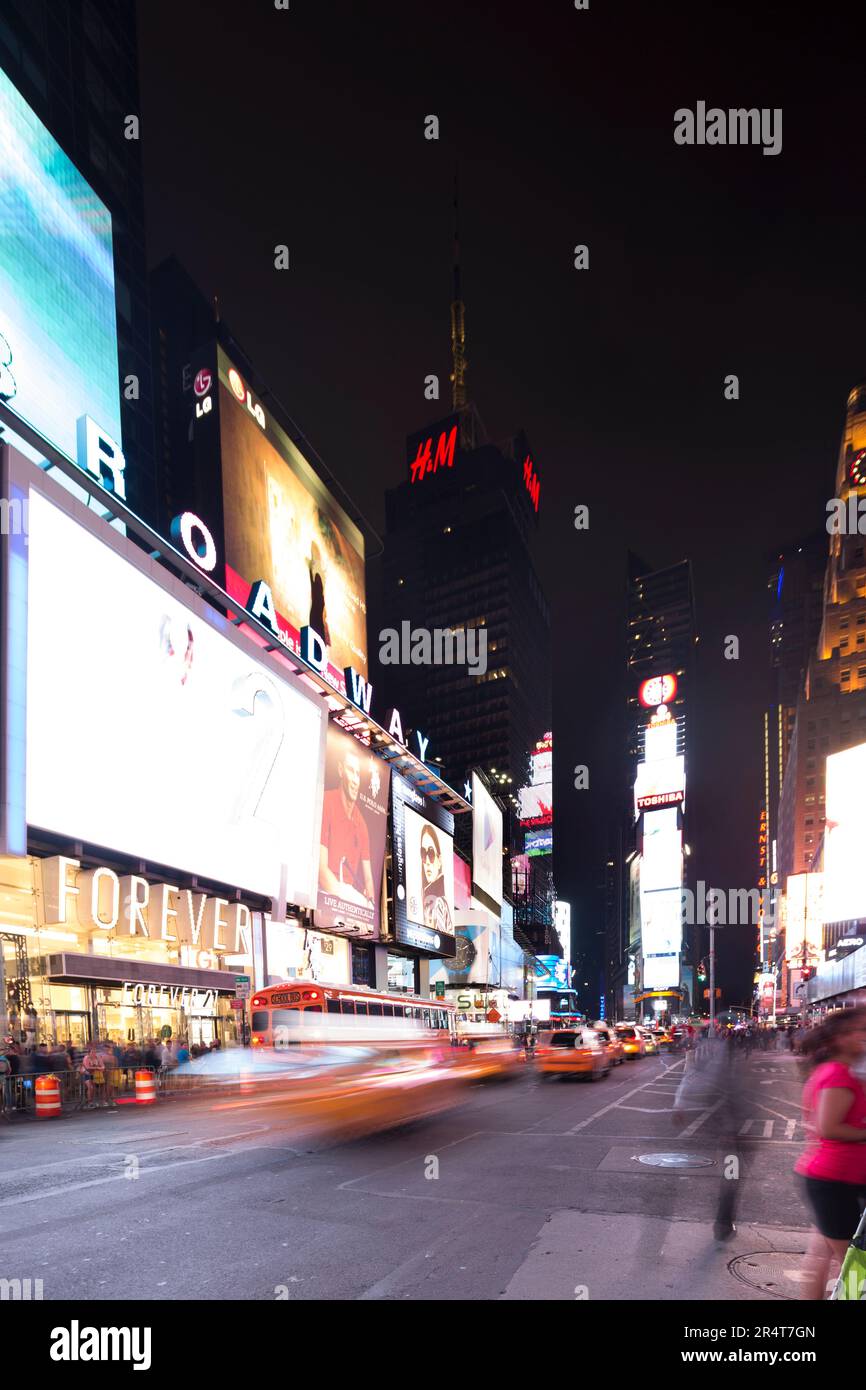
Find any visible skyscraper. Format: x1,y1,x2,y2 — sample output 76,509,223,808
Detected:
778,384,866,976
625,555,697,1021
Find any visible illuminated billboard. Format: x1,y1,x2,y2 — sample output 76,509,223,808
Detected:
640,887,682,990
316,721,390,939
0,68,121,463
525,828,552,857
640,808,682,892
784,872,824,967
635,755,685,814
25,487,325,904
390,775,456,957
644,713,677,763
218,349,368,692
553,900,571,970
518,732,553,827
823,742,866,926
471,773,503,911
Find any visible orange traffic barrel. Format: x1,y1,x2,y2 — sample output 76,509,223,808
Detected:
35,1073,62,1119
134,1069,157,1105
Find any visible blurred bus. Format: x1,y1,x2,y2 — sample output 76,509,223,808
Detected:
249,982,456,1047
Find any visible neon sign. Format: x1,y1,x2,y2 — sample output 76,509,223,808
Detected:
523,454,540,512
409,422,457,483
227,365,266,429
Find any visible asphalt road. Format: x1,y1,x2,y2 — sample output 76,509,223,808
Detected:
0,1048,813,1301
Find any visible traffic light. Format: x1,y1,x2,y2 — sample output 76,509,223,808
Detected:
801,966,815,982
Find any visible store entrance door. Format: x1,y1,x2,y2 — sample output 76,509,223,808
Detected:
53,1011,91,1048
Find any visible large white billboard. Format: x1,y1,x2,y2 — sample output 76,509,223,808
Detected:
26,489,325,903
823,743,866,926
641,887,682,990
471,772,503,911
641,808,682,892
635,755,685,814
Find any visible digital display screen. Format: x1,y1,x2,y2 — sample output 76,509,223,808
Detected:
0,68,121,462
26,489,325,903
218,349,368,690
471,772,503,910
390,775,456,957
316,720,390,939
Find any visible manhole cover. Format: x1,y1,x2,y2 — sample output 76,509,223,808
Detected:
637,1152,715,1168
729,1251,810,1301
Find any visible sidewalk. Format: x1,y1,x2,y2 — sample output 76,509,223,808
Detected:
501,1210,810,1300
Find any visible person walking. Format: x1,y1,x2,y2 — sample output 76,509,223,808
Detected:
795,1007,866,1299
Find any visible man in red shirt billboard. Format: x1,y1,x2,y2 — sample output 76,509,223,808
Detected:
317,722,390,936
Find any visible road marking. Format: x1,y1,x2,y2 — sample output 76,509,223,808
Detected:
567,1070,680,1134
739,1118,774,1137
678,1099,723,1137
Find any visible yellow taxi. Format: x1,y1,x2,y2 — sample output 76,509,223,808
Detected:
614,1024,646,1058
636,1026,659,1056
593,1024,625,1066
535,1027,611,1082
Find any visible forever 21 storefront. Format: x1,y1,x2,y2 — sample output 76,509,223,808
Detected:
0,852,261,1049
0,450,329,1049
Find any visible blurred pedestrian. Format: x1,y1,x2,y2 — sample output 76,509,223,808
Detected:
673,1032,749,1240
795,1007,866,1300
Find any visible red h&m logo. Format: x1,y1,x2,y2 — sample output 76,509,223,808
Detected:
409,423,458,483
523,454,540,512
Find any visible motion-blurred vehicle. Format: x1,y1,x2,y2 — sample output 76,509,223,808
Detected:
654,1029,676,1052
191,1037,467,1141
671,1024,696,1050
636,1026,659,1056
593,1024,625,1066
249,981,456,1046
535,1027,611,1081
454,1031,525,1082
614,1024,646,1058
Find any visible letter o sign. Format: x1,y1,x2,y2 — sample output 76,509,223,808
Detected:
171,511,217,573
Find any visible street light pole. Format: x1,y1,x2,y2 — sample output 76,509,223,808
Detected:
709,925,716,1030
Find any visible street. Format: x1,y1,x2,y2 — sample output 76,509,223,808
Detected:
0,1051,813,1301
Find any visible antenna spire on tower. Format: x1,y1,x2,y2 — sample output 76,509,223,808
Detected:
450,164,467,412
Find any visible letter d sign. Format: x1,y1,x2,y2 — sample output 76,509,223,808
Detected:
301,626,327,674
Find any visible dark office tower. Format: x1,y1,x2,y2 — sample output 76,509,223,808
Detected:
626,555,695,777
0,0,156,521
381,417,551,800
625,555,698,1022
762,533,825,969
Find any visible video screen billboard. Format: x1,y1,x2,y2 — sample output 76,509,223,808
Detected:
26,489,325,903
640,807,682,892
525,828,552,857
390,775,456,957
218,349,368,690
471,772,503,911
823,742,866,926
0,69,121,463
640,887,682,990
634,755,685,814
316,721,390,938
518,732,553,826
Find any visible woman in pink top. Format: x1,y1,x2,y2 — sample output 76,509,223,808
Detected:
795,1007,866,1299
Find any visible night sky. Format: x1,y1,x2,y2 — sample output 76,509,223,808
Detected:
137,0,866,1007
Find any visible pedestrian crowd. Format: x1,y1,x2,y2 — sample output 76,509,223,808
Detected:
1,1032,221,1113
